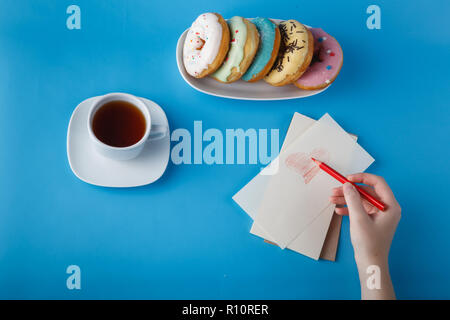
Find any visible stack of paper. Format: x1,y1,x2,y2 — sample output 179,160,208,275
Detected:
233,113,375,261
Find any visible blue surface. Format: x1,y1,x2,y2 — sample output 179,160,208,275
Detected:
0,0,449,299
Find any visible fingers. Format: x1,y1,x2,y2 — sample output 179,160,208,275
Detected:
347,173,381,185
329,196,346,205
331,185,376,198
347,173,395,201
330,175,397,223
335,207,349,215
343,182,369,222
331,187,344,197
330,194,379,215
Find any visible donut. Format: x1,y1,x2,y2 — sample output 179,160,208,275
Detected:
211,16,260,83
183,13,230,78
264,20,314,87
241,18,280,82
294,28,343,90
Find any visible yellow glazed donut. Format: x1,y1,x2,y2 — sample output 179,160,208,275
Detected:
211,16,260,83
264,20,314,86
183,13,230,78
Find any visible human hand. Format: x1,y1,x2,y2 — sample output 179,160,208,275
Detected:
329,173,401,264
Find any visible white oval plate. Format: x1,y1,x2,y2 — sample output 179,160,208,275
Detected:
176,19,329,101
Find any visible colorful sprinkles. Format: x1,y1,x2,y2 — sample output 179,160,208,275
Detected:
183,13,224,77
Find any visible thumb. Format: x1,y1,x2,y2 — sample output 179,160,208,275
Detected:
343,183,369,222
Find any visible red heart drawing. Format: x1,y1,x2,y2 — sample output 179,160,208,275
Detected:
285,148,330,184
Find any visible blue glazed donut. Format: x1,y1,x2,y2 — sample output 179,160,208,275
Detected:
242,18,280,82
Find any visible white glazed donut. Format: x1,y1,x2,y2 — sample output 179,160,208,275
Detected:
183,13,230,78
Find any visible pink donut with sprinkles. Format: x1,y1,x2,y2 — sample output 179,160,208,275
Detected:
294,28,343,90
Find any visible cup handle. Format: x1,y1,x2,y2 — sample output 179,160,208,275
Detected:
148,124,168,141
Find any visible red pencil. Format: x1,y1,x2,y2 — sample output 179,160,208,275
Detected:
311,158,386,211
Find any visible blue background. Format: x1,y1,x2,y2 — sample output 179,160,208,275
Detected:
0,0,449,299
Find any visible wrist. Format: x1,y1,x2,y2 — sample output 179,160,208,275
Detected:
354,251,389,269
354,252,395,300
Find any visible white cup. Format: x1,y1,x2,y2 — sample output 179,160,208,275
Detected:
87,93,167,161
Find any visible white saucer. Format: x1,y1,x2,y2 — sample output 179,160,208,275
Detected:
176,19,330,101
67,96,170,187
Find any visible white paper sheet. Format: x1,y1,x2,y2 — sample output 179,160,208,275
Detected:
250,203,336,260
233,113,351,259
254,113,375,249
232,113,316,220
233,113,374,259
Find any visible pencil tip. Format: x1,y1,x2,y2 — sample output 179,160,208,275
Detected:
311,157,319,164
